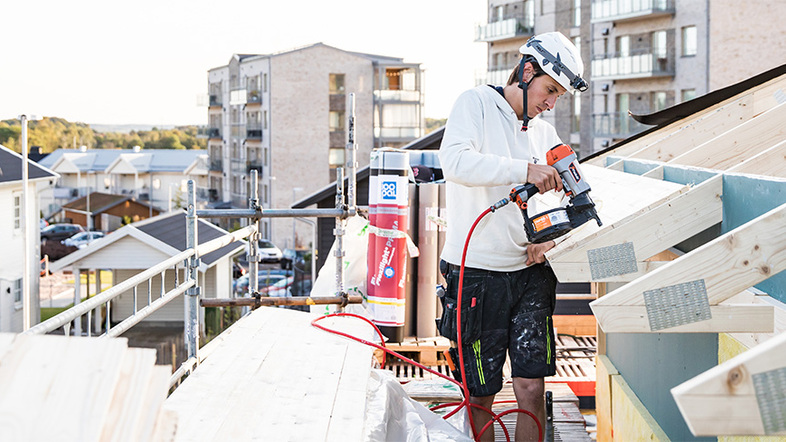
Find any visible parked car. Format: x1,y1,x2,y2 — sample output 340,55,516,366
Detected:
260,277,295,297
233,270,289,296
280,248,309,270
40,223,85,242
39,218,49,230
257,239,283,263
61,231,105,248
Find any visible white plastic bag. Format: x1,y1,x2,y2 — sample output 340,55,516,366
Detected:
310,215,372,317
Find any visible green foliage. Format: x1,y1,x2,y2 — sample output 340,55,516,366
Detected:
425,118,447,134
0,117,206,153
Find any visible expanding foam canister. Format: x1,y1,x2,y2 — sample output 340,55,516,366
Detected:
367,151,380,302
367,148,409,343
417,182,439,338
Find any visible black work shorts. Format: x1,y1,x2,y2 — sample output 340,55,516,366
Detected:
438,261,557,398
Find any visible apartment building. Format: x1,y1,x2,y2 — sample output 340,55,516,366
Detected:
476,0,592,157
205,43,424,248
476,0,786,156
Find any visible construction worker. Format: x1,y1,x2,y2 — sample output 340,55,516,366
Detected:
438,32,588,441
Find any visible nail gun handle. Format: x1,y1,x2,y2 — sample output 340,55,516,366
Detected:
509,183,540,211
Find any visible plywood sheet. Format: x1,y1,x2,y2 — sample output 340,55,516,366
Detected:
163,308,376,441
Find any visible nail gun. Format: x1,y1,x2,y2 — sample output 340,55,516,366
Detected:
509,144,602,243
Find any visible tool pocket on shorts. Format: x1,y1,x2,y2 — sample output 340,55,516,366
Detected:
438,271,485,343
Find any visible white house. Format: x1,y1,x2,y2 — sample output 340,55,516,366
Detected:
50,210,244,331
0,144,58,332
37,148,209,218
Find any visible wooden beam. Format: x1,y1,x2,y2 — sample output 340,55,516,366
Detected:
591,202,786,332
592,304,774,333
550,175,722,283
671,331,786,436
546,164,687,261
668,102,786,171
726,139,786,179
586,74,786,167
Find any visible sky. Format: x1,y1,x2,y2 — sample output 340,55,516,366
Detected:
1,0,487,127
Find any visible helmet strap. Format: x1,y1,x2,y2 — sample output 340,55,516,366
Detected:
518,57,531,132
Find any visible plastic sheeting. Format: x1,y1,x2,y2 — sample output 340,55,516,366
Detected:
362,369,472,441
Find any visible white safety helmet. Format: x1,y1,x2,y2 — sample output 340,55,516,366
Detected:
519,32,587,94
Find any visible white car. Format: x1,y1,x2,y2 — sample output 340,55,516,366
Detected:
257,239,283,263
62,231,105,248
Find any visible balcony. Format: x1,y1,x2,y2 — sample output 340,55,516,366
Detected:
475,68,512,87
209,94,222,107
246,123,263,140
592,49,674,80
374,126,422,140
373,90,421,102
475,16,534,43
246,161,263,175
209,159,223,172
246,89,262,105
593,112,651,138
592,0,674,23
199,127,221,139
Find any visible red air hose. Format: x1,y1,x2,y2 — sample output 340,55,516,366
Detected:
311,203,543,441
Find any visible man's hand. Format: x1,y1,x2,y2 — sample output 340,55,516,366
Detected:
527,164,563,194
526,240,556,266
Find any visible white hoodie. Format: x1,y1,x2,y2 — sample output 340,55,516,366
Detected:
438,85,563,272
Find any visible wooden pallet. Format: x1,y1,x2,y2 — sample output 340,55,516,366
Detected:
384,336,451,366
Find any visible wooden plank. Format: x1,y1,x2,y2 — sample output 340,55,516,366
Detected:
668,102,786,170
591,304,774,333
586,74,786,167
622,94,757,163
591,202,786,318
546,164,687,263
595,356,616,442
726,139,786,178
550,176,722,283
671,331,786,436
553,315,597,336
99,347,157,441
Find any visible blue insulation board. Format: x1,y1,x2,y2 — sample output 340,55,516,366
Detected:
722,174,786,303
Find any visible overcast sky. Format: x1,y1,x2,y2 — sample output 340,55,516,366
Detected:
1,0,487,127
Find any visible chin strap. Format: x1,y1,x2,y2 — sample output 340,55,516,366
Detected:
518,57,531,132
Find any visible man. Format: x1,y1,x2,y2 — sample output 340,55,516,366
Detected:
438,32,588,441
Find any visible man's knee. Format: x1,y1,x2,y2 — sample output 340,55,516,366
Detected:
512,377,545,402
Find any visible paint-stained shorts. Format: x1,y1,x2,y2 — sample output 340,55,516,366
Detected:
439,261,557,398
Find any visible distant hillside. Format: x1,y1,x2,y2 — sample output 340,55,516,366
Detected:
0,117,206,153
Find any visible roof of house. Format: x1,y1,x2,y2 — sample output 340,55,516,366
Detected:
0,144,59,184
61,192,157,214
50,211,244,272
292,126,445,208
38,149,206,174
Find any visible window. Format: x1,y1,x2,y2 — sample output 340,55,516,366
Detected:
263,147,269,167
572,36,581,53
652,92,668,112
681,89,697,102
652,30,667,58
573,0,581,27
616,35,630,57
263,73,268,92
682,26,697,56
13,279,22,304
329,74,345,94
329,111,346,131
13,192,21,231
329,148,345,168
263,184,268,204
263,110,268,129
572,94,581,133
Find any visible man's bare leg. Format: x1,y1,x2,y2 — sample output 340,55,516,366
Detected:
512,377,545,441
470,394,496,441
